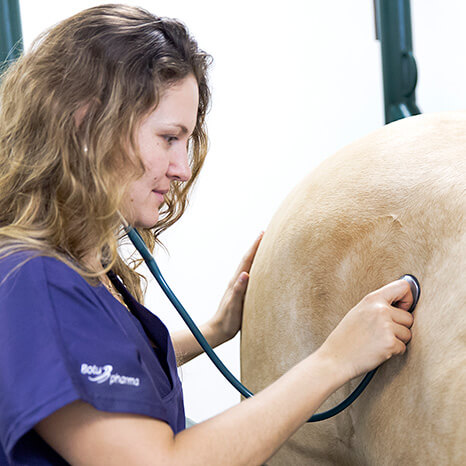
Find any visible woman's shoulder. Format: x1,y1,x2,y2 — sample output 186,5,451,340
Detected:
0,249,92,288
0,249,102,316
0,249,123,352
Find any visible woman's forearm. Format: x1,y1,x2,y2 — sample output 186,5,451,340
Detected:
171,320,227,366
171,349,346,465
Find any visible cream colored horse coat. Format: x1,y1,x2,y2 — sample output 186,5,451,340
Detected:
241,112,465,465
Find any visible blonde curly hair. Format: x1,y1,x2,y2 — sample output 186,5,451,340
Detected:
0,3,212,303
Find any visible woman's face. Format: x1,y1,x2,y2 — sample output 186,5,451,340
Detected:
122,74,199,228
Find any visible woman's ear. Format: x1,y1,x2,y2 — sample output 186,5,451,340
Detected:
74,102,91,128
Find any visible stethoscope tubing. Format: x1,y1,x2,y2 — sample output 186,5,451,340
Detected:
126,226,419,422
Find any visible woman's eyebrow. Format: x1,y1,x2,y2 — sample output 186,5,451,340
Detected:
165,123,189,134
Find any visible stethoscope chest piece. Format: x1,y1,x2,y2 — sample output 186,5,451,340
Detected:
397,274,421,313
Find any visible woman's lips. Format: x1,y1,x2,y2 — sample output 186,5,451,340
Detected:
152,190,165,202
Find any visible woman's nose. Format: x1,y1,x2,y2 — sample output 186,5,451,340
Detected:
167,144,192,182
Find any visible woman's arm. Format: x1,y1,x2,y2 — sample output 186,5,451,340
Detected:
34,350,347,466
35,279,415,466
170,319,232,366
171,232,264,366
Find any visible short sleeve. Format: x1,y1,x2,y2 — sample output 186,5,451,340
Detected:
0,253,183,465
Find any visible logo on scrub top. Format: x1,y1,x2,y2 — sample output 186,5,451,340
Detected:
80,363,140,387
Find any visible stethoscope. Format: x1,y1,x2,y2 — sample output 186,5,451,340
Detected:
125,225,421,422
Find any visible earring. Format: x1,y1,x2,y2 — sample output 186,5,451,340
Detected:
83,144,88,154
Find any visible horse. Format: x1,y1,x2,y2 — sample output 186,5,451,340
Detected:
241,111,466,465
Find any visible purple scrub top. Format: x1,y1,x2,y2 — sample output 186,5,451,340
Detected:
0,251,185,465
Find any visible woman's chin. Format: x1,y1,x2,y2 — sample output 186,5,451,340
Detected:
122,210,159,230
133,214,160,230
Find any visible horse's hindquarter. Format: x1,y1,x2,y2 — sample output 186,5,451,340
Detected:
241,112,466,465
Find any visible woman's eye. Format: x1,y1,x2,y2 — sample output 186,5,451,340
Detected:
163,136,178,144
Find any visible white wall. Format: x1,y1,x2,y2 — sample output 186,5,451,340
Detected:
19,0,466,422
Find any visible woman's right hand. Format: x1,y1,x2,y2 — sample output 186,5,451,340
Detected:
316,279,416,383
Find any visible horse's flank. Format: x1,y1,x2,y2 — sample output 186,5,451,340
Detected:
241,111,466,465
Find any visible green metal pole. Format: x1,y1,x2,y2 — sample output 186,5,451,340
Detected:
0,0,23,69
374,0,421,124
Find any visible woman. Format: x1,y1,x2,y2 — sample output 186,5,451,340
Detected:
0,4,415,465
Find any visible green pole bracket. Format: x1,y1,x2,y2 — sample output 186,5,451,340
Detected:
374,0,421,124
0,0,23,70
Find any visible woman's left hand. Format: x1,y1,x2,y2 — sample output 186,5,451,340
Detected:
207,231,264,345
